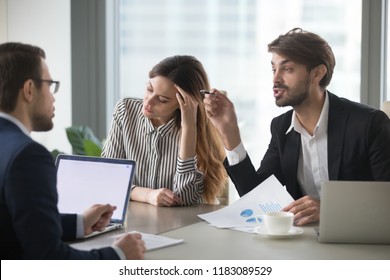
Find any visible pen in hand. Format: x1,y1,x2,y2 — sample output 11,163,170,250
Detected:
200,89,214,95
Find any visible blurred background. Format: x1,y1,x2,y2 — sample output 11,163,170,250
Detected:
2,0,388,202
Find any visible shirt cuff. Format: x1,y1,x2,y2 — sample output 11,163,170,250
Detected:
225,142,246,166
112,245,126,259
76,214,84,239
177,155,197,174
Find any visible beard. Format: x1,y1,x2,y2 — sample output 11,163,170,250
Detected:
274,79,311,108
32,114,54,132
275,89,309,107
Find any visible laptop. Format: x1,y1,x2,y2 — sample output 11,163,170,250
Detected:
317,180,390,244
55,154,136,238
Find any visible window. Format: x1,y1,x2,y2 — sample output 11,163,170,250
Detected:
114,0,362,201
387,0,390,101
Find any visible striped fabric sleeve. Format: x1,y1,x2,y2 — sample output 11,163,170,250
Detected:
174,156,204,205
101,100,127,159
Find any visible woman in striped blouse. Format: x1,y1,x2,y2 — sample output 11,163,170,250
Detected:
102,55,227,206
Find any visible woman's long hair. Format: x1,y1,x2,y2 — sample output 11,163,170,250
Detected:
149,55,227,204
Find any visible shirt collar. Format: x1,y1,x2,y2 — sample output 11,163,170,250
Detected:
143,115,177,137
286,91,329,135
315,91,329,134
0,112,31,137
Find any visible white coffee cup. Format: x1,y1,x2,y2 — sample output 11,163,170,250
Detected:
263,211,294,234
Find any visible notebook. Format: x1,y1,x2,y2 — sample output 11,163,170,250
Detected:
55,154,136,238
317,180,390,244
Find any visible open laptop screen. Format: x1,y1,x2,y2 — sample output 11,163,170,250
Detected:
55,155,135,223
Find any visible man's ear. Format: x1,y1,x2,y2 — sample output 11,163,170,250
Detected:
313,64,327,82
21,79,35,103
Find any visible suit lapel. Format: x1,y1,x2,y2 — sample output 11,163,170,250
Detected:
327,93,349,180
282,129,301,192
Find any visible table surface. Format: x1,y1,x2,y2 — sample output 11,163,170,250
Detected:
71,201,390,260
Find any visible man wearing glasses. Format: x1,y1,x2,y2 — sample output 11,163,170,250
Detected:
0,42,145,259
34,78,60,94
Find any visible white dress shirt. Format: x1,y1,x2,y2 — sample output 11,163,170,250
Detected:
291,93,329,200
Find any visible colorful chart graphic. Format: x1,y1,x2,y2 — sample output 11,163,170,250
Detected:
240,209,253,217
240,202,282,224
259,202,282,213
240,209,262,223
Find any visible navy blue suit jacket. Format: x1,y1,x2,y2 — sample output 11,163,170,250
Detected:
226,92,390,198
0,118,119,259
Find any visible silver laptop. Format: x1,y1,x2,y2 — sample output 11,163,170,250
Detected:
55,154,135,238
317,181,390,244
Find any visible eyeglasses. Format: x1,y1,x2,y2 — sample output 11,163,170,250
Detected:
33,79,60,94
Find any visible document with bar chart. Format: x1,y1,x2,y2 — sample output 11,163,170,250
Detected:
198,175,294,229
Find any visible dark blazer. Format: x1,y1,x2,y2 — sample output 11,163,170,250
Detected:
226,92,390,199
0,118,119,259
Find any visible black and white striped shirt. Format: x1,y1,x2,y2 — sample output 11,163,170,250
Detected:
102,98,204,205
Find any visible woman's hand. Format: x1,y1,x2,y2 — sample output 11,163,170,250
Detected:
175,85,198,130
130,186,183,207
146,188,184,207
175,85,198,160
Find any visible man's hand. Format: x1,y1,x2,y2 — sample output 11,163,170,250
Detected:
283,196,320,226
113,233,146,260
82,204,116,236
203,90,241,150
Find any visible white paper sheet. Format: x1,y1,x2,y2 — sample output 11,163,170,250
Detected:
198,175,294,229
71,231,183,252
132,231,184,251
120,231,183,251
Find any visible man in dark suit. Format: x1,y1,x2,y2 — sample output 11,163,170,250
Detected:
204,28,390,226
0,42,145,259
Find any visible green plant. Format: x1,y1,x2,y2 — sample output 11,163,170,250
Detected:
51,149,63,159
51,125,103,159
65,126,103,156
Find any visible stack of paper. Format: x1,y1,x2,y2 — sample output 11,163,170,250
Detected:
198,175,294,233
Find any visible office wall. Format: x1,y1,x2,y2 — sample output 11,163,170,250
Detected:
6,0,72,154
71,0,108,140
0,0,7,42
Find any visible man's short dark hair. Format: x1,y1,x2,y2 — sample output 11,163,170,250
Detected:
0,42,46,112
268,28,335,89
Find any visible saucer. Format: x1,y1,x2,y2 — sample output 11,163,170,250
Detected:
255,226,304,238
